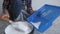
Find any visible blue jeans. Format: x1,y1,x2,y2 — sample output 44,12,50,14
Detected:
8,0,23,21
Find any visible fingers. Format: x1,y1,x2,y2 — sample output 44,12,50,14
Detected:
0,15,15,24
0,14,9,21
30,10,36,14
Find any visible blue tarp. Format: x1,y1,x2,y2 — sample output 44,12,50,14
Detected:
27,4,60,33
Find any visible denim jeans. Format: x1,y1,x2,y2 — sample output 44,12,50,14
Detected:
8,0,23,21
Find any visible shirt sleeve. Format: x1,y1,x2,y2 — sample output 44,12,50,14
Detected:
3,0,9,9
27,0,32,10
27,0,34,14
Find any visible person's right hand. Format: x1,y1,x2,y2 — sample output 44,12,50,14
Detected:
0,8,10,21
0,14,9,22
0,14,15,24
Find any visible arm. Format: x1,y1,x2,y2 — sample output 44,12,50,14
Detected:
3,0,9,14
0,0,10,22
27,0,35,14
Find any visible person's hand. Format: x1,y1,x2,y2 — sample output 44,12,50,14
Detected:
0,8,10,21
0,14,9,22
30,9,36,14
0,14,15,24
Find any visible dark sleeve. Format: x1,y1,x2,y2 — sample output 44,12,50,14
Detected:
3,0,9,9
27,0,32,10
27,0,33,14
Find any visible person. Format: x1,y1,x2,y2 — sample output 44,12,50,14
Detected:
1,0,34,21
0,0,35,34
